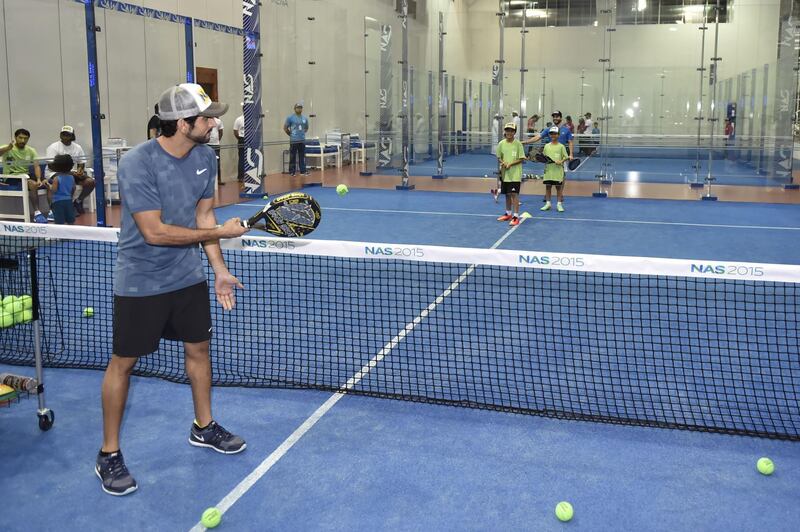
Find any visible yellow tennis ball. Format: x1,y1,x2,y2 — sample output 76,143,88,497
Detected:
201,507,222,528
757,457,774,475
19,295,32,310
336,184,349,196
555,501,574,522
1,295,14,308
83,307,94,318
12,308,24,324
0,311,13,328
22,309,32,323
7,298,22,314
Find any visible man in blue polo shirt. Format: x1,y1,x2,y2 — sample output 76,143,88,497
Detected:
96,83,249,497
284,103,309,176
522,110,574,160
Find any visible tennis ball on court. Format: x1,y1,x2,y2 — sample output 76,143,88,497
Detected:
757,457,774,475
262,195,268,199
555,501,574,522
0,311,13,328
22,309,32,323
82,307,94,318
201,507,222,528
19,295,32,310
336,184,349,196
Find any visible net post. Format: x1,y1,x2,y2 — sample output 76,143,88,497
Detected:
27,248,50,421
83,0,107,226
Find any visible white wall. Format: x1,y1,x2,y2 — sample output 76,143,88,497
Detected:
460,0,783,135
0,0,469,176
0,0,785,175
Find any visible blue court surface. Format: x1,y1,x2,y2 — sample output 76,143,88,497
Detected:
389,151,790,187
2,188,799,531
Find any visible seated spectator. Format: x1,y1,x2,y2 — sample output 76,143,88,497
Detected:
0,128,47,217
47,154,76,225
45,125,94,215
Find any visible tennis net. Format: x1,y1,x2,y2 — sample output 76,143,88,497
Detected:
1,223,799,440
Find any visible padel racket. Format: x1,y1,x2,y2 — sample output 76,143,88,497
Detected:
491,162,502,202
566,158,581,171
242,192,321,237
533,152,555,164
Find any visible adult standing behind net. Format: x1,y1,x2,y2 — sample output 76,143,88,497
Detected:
147,104,161,139
208,117,224,185
96,83,249,497
233,108,245,182
522,110,574,160
284,102,309,176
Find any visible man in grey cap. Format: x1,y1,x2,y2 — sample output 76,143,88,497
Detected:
96,83,249,496
283,102,309,176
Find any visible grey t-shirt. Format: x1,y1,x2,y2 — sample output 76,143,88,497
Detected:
114,139,216,296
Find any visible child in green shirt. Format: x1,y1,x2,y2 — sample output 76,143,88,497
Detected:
541,126,568,212
496,122,526,226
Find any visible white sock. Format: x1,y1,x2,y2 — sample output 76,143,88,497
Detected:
513,212,519,218
505,210,511,215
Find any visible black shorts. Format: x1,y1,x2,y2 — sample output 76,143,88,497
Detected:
501,181,521,195
113,282,212,357
543,180,565,186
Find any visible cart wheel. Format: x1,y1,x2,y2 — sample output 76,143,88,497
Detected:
38,410,54,431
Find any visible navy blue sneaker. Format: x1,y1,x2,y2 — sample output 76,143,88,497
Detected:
95,450,138,496
189,421,246,454
33,211,48,224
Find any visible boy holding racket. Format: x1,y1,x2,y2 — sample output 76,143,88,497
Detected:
496,122,526,226
541,126,568,212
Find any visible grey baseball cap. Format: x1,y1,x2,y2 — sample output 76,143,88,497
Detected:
157,83,228,120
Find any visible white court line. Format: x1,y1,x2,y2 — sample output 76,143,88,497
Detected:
188,222,524,532
233,203,800,232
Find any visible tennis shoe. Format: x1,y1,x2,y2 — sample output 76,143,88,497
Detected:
95,450,138,496
33,210,48,224
509,216,520,227
46,210,55,222
540,202,551,211
557,202,564,212
189,420,247,454
497,214,513,222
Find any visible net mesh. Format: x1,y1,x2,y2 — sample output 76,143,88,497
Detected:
1,228,799,440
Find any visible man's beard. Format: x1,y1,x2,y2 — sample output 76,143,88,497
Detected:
187,128,211,144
